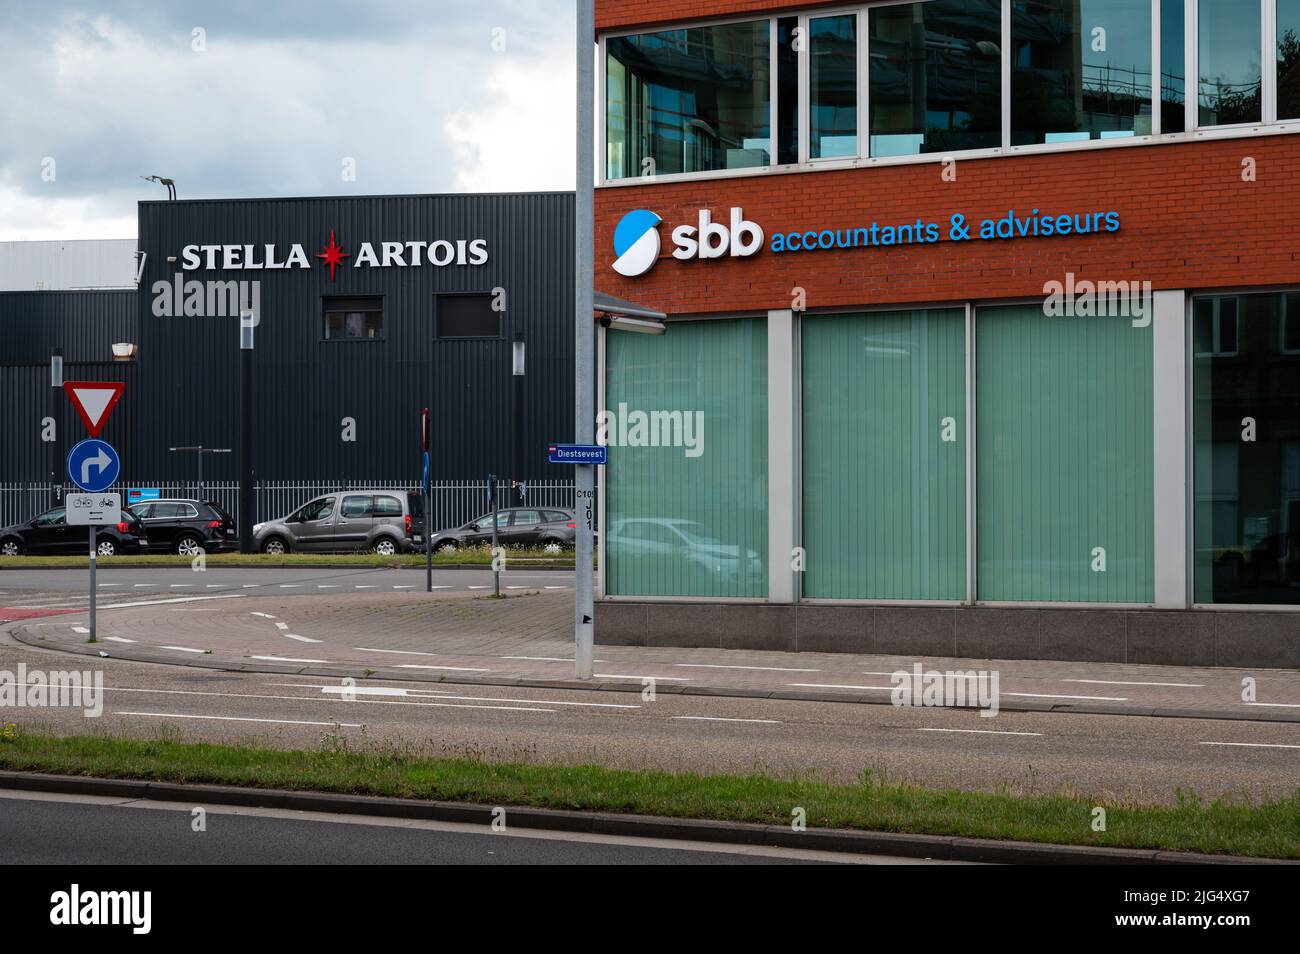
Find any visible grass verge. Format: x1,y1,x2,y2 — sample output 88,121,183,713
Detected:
0,727,1295,858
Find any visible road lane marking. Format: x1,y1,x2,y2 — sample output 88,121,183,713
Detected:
275,622,289,630
1062,679,1204,688
788,683,892,691
544,586,568,590
160,645,208,654
1245,702,1300,708
103,636,135,643
98,583,125,587
72,626,89,634
250,655,329,664
283,634,322,644
394,664,492,672
317,585,340,589
132,584,156,588
501,656,575,662
354,647,442,658
1002,692,1128,702
676,663,820,673
672,715,781,724
467,585,489,590
307,685,639,709
393,585,416,589
916,728,1042,737
101,594,245,610
204,585,227,589
95,685,556,714
251,612,277,619
278,584,302,588
1198,741,1300,749
168,584,194,588
242,584,261,588
354,585,377,589
115,711,362,728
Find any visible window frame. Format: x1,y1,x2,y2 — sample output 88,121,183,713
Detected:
432,291,504,341
597,1,1300,189
322,296,385,343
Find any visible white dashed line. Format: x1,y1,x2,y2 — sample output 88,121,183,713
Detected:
916,728,1043,737
278,585,302,589
354,647,441,658
595,673,691,682
132,584,156,588
317,585,340,589
1245,702,1300,708
168,584,194,588
1002,692,1128,702
251,612,277,619
275,622,289,630
283,634,322,644
394,664,492,672
672,716,781,725
676,663,820,673
1063,679,1204,688
115,711,362,728
788,683,892,691
249,655,330,664
71,626,89,634
160,645,208,654
1198,741,1300,749
103,636,136,643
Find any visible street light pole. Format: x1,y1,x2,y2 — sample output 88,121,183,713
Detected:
238,309,255,553
49,348,63,508
575,0,596,680
511,334,525,507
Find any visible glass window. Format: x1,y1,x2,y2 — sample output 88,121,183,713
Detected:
373,496,402,516
1279,0,1300,120
606,20,771,179
34,509,66,527
543,511,570,523
776,16,799,164
1194,297,1240,356
341,495,371,518
802,309,966,599
1194,292,1300,604
1160,0,1185,133
606,318,768,597
1012,0,1153,145
299,498,335,522
976,303,1153,602
1198,0,1262,126
324,298,383,340
435,294,501,339
149,503,182,518
869,0,1003,156
513,510,542,525
810,15,858,158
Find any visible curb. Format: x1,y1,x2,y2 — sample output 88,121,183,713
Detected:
9,623,1297,724
0,770,1288,865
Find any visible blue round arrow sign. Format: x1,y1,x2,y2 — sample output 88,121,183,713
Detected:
67,439,121,493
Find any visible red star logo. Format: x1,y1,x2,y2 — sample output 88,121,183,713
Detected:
316,230,350,281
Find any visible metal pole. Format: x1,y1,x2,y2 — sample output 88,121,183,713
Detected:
88,525,96,643
491,474,500,598
50,349,63,509
425,484,432,591
575,0,596,679
238,311,255,553
197,446,204,500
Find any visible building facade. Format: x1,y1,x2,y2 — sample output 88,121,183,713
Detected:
592,0,1300,667
1,192,575,495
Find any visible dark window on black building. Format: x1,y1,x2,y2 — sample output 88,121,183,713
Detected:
435,293,501,339
324,297,384,340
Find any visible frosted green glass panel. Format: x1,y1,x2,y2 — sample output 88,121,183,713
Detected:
976,304,1153,602
606,319,768,597
802,309,966,599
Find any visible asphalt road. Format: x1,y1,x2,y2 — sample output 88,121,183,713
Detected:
0,790,892,865
2,640,1296,804
0,566,574,602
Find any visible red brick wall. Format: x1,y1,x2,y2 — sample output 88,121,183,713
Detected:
595,135,1300,317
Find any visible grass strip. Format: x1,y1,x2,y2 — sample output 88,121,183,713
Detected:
0,727,1294,858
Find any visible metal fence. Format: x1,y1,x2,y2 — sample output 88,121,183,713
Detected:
0,479,578,532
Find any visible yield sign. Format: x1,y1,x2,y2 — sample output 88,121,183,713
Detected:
63,380,125,438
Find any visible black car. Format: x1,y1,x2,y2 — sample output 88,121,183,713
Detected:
427,508,577,554
127,498,237,555
0,506,143,557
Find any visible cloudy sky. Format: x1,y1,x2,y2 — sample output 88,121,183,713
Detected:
0,0,577,240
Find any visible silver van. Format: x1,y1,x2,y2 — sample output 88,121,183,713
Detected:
252,490,424,555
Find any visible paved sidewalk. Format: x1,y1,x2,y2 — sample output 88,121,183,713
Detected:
11,590,1300,722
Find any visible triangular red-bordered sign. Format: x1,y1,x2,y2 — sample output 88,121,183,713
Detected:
63,381,125,438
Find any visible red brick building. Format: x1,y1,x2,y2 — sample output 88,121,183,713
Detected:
593,0,1300,667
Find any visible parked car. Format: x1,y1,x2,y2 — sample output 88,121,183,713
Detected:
0,506,143,557
426,508,577,555
252,490,424,554
605,517,761,584
126,498,237,555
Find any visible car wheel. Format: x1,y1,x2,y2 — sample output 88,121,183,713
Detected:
96,538,118,557
435,541,458,555
174,534,204,556
262,537,289,555
0,539,21,557
373,537,399,556
540,539,565,555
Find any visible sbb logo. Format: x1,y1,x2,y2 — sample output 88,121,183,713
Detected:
612,207,763,277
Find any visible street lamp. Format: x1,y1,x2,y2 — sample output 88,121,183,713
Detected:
511,333,526,506
238,309,255,553
49,349,63,506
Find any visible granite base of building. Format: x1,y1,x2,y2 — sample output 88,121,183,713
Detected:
594,603,1300,669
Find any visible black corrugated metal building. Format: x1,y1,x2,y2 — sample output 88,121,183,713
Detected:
1,192,575,486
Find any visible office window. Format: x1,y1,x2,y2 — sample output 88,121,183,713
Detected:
324,297,383,340
606,20,771,179
1012,0,1153,145
435,294,501,339
1161,0,1185,132
1193,292,1300,604
1198,0,1262,126
776,16,799,165
1194,297,1240,357
802,309,966,600
1280,0,1300,120
810,15,858,158
606,319,768,598
977,303,1153,602
869,0,1002,156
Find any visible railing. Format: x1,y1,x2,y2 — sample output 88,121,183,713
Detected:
0,479,579,533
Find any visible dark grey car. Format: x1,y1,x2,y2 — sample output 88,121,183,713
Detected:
426,508,577,555
252,491,424,554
